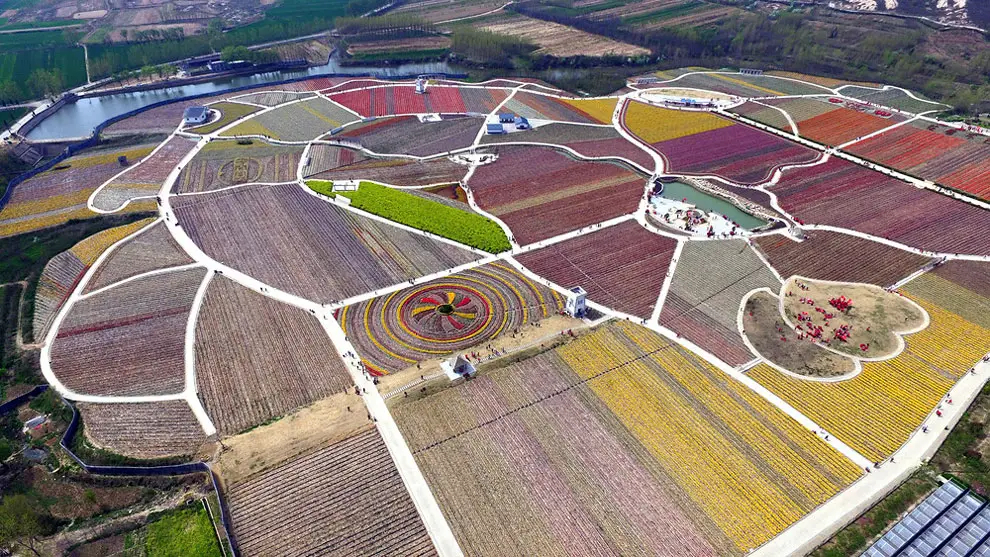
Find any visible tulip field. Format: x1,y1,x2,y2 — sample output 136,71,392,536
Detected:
479,122,655,171
33,218,155,340
78,400,206,459
845,120,990,200
84,221,193,292
172,183,479,303
227,428,437,557
329,85,509,117
303,144,467,186
467,145,646,244
17,74,990,557
334,115,482,157
194,277,352,435
91,135,198,212
769,158,990,256
754,230,932,287
394,321,859,555
516,221,678,318
49,267,204,397
659,240,780,366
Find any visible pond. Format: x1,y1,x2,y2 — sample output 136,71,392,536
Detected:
657,180,766,229
26,58,455,140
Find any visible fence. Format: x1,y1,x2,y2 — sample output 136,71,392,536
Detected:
1,70,468,212
0,384,47,415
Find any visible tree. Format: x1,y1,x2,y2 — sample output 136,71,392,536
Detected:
0,495,46,556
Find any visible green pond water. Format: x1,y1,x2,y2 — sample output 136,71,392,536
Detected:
658,181,766,229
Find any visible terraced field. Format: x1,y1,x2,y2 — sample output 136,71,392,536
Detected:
657,72,833,97
175,140,303,193
467,145,646,244
33,218,155,341
195,277,352,435
49,267,205,396
78,400,206,459
659,240,780,366
761,97,904,146
91,136,198,212
84,221,193,292
226,428,437,557
334,115,481,157
172,183,479,304
340,262,563,374
221,97,359,141
304,144,467,186
839,86,946,115
394,321,860,555
754,231,932,287
516,221,678,318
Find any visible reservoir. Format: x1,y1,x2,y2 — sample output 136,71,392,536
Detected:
26,58,454,140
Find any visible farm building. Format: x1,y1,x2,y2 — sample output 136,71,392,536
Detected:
498,113,515,123
514,116,530,130
183,106,209,126
486,123,505,135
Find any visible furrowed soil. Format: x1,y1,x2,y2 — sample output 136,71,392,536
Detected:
214,392,371,487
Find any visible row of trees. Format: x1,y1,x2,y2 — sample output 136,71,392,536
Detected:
334,13,435,35
0,69,65,105
508,1,990,113
450,27,537,67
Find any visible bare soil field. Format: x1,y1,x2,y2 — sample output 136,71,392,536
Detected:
394,0,506,23
264,38,332,64
215,393,370,487
781,277,925,360
480,15,649,57
742,290,857,377
347,36,451,56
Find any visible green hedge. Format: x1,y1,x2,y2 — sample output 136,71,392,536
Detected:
307,180,511,253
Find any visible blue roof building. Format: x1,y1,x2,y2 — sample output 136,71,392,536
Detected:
486,123,505,135
498,113,515,123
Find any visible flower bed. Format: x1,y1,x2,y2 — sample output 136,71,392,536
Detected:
230,90,315,107
172,183,479,303
33,218,155,340
500,91,610,124
394,321,859,555
651,122,820,184
467,145,646,244
516,220,677,318
480,122,655,171
769,158,990,256
187,101,260,135
227,429,434,557
340,262,562,373
308,180,510,253
175,140,302,193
